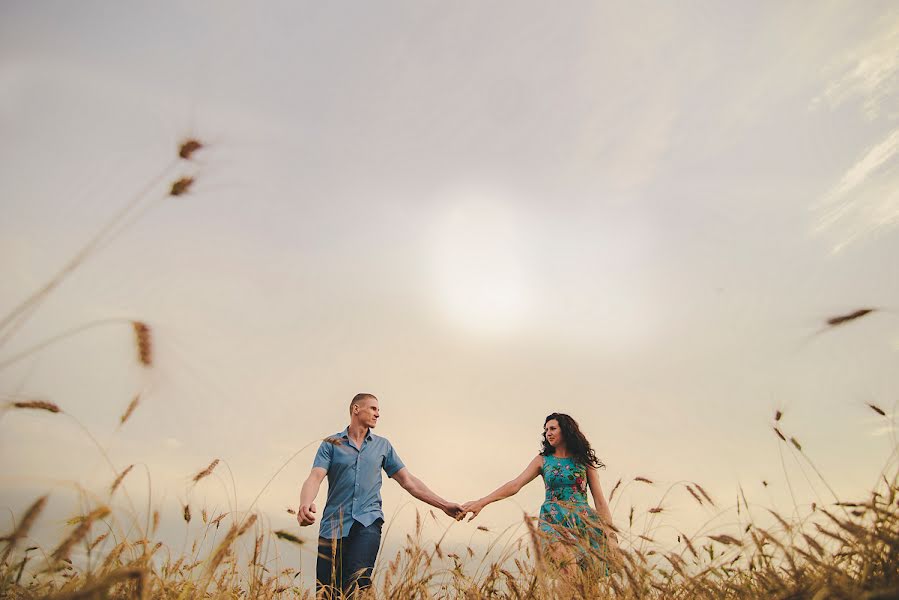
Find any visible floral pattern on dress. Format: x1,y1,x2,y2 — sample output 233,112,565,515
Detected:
538,454,608,567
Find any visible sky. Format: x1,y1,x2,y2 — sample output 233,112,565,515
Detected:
1,0,898,587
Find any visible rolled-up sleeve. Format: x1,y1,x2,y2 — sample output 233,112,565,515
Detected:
312,441,333,471
382,442,405,477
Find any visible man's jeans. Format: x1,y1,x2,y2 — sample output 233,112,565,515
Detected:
316,518,383,598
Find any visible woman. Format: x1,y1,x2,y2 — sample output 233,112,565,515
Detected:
462,413,618,572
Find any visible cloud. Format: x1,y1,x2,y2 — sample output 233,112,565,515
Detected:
812,16,899,121
810,10,899,251
814,126,899,251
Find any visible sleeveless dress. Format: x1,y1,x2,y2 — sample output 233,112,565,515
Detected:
538,454,609,569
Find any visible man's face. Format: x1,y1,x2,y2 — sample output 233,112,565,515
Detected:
354,397,380,428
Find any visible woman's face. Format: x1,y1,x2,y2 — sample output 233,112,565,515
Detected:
544,419,563,447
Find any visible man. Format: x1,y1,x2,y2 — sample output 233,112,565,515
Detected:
297,393,463,597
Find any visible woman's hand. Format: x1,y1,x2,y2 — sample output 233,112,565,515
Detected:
461,500,486,521
605,532,622,564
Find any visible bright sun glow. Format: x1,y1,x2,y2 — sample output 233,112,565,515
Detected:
430,189,532,335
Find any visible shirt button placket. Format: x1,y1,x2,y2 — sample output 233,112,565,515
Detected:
352,451,360,518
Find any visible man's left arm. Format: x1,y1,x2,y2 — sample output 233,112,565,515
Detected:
392,468,464,519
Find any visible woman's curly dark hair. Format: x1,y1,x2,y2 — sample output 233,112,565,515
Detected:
540,413,604,469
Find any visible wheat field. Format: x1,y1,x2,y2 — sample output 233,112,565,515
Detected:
1,393,897,599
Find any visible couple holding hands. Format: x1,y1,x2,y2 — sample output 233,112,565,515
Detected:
297,393,618,597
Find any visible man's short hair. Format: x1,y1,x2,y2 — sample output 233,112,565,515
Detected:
350,393,377,414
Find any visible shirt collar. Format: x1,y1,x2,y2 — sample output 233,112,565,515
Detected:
341,426,373,441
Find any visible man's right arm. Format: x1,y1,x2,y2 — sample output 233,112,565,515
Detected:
297,467,327,526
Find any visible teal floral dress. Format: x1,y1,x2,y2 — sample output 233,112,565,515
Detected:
539,454,609,567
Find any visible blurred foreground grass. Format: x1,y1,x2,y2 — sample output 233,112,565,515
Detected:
1,417,896,599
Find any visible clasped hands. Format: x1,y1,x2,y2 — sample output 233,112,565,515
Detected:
390,500,485,522
296,500,485,527
441,500,486,522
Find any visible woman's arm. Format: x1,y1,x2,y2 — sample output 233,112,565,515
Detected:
586,466,618,545
462,455,542,520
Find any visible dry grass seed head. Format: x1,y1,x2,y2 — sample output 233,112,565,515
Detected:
251,534,263,566
132,321,152,366
867,403,887,417
210,512,228,529
12,400,60,413
274,530,304,545
767,509,793,532
193,459,220,483
822,509,867,539
52,506,110,561
207,523,241,578
666,553,688,578
100,542,126,570
237,514,257,536
826,308,874,326
802,533,825,556
681,532,699,560
686,485,704,506
609,478,622,502
119,395,139,426
814,522,846,545
169,176,194,197
110,464,134,495
0,495,48,563
88,532,108,552
693,483,715,506
50,567,145,600
709,534,742,547
179,138,203,160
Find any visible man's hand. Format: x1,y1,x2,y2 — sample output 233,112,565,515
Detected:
297,503,317,526
442,502,465,520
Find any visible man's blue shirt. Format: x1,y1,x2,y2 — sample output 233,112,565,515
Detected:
312,427,405,540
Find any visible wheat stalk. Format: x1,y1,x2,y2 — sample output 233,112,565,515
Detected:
0,495,48,564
